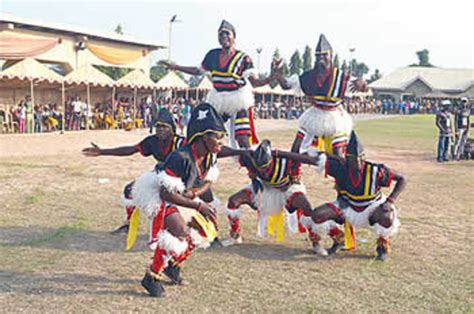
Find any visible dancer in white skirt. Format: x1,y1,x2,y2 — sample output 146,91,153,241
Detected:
277,34,368,159
162,20,279,149
223,139,324,246
301,131,407,260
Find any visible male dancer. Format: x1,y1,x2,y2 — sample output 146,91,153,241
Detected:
163,20,279,148
301,132,407,260
82,108,186,232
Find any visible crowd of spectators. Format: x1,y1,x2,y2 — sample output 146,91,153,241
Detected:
0,94,470,134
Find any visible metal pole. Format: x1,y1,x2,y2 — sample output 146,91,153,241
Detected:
30,79,35,133
86,84,91,130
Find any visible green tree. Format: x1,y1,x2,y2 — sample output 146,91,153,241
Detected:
350,59,369,78
302,45,312,72
289,49,302,75
114,24,124,35
150,61,169,82
341,60,348,72
367,69,382,83
188,74,204,88
272,48,281,61
333,53,340,69
410,49,434,67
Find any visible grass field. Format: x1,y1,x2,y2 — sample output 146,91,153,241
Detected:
0,115,472,312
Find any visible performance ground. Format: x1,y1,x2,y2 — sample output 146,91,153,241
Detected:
0,115,472,312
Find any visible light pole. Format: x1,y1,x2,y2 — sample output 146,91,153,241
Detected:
168,14,181,61
256,48,262,74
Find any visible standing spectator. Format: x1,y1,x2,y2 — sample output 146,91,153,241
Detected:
25,96,34,133
404,99,410,115
453,98,471,160
71,97,82,130
435,100,452,162
18,101,26,133
398,100,404,114
382,99,387,114
34,104,43,133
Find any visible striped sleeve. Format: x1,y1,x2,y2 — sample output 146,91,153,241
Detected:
376,164,393,187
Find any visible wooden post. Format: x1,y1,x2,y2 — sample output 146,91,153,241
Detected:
86,84,91,130
112,86,116,129
61,81,65,132
30,79,35,133
270,93,274,118
186,88,189,99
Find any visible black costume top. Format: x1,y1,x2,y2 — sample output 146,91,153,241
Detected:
136,135,186,162
326,159,393,211
201,49,254,92
157,143,217,189
298,67,348,107
241,155,300,191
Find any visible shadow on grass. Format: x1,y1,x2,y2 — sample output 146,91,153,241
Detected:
205,242,375,262
0,271,149,297
0,226,150,253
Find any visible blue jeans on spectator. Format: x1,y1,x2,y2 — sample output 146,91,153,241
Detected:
437,135,450,161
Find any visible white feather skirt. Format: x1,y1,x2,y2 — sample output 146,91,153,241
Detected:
206,84,254,116
298,106,353,138
131,171,185,218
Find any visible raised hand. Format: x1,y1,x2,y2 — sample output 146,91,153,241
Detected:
349,77,369,93
159,60,176,70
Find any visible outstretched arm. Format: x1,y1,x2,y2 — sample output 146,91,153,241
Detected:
217,146,251,158
82,142,139,157
161,60,203,76
272,149,322,165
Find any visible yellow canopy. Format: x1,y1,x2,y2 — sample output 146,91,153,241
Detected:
116,69,155,89
196,75,213,90
156,71,188,90
87,43,148,66
0,57,63,83
65,64,115,87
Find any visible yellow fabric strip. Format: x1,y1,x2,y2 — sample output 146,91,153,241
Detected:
339,190,379,201
87,43,147,65
211,70,241,79
310,95,342,102
327,68,338,98
364,164,372,196
344,221,356,250
271,159,281,183
228,52,243,74
126,208,140,251
267,211,285,242
235,118,250,124
192,210,218,241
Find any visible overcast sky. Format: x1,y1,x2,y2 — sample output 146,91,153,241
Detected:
2,0,473,76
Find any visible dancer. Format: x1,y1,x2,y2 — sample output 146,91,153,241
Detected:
133,103,247,297
277,34,367,159
301,131,407,260
82,108,186,233
162,20,280,148
223,139,324,248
